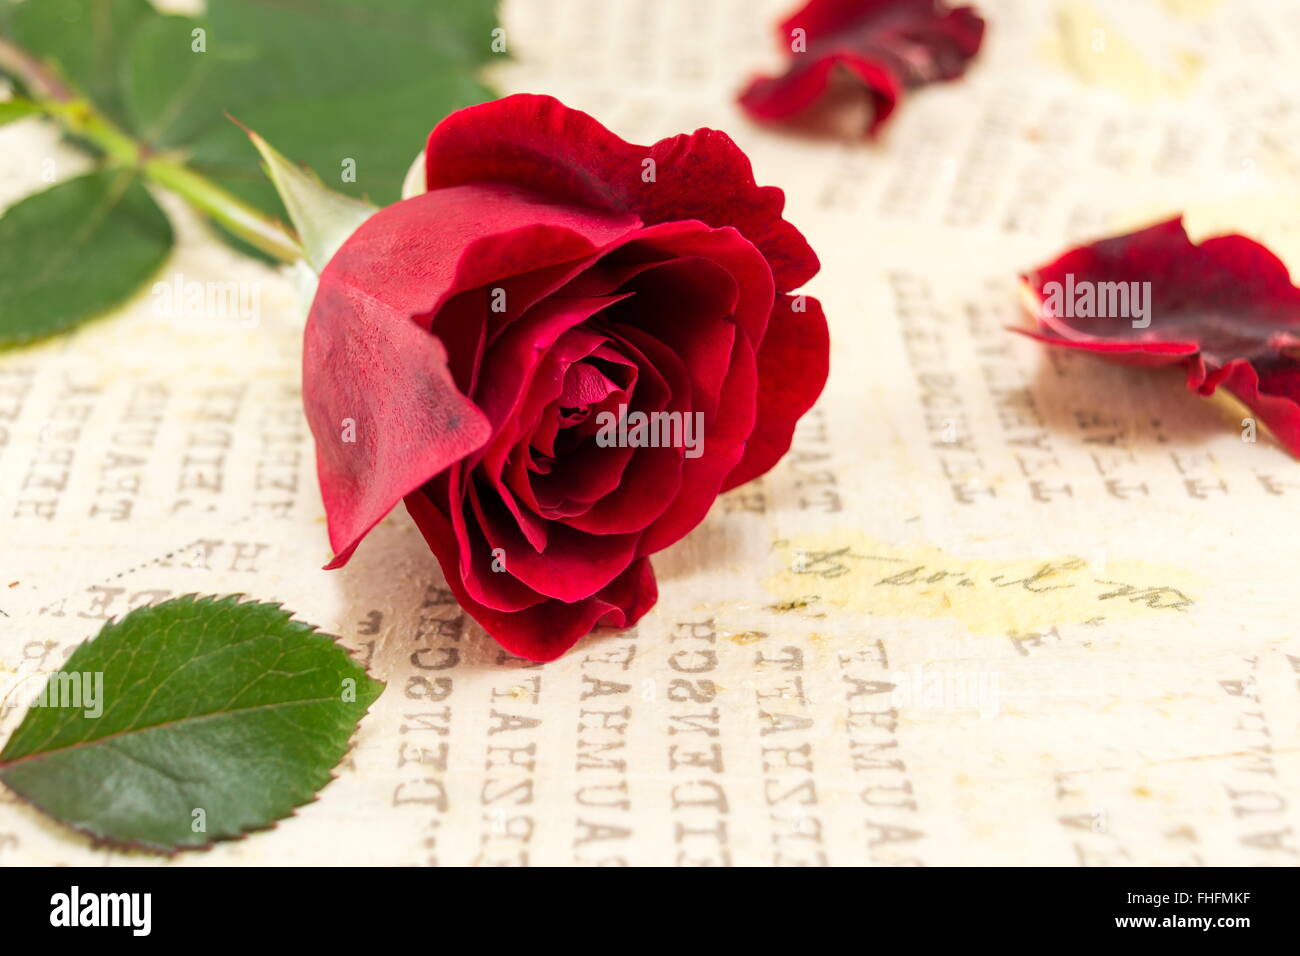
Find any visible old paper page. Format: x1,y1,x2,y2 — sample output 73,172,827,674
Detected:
1,0,1298,865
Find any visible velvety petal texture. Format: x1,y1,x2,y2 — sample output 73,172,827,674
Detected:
425,93,820,293
739,0,986,135
305,183,642,566
1018,217,1300,457
305,95,828,661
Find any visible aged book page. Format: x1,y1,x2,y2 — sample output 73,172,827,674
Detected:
1,0,1298,865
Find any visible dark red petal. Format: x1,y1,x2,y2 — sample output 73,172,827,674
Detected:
638,328,759,554
473,483,641,602
739,0,985,135
530,345,665,521
442,466,546,612
484,556,658,663
562,360,621,406
555,326,687,535
1020,216,1300,457
306,184,640,567
740,39,901,130
424,93,819,293
474,295,624,435
1025,218,1300,356
1010,327,1198,366
1211,357,1300,456
724,294,830,490
433,255,612,397
601,257,737,424
405,490,658,662
624,221,776,347
474,304,626,543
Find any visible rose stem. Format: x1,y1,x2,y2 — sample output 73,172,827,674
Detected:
0,35,303,264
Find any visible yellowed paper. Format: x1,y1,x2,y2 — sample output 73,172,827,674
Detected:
2,0,1298,866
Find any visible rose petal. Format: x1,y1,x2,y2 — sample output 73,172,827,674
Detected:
307,183,640,567
1024,218,1300,357
1011,327,1197,365
438,466,546,612
405,490,657,662
561,360,621,407
472,482,641,603
725,293,830,490
528,349,660,518
475,303,628,545
1211,356,1300,456
739,0,986,135
1020,216,1300,457
553,326,687,534
638,328,759,554
600,256,738,424
424,93,819,293
624,221,776,347
474,295,626,433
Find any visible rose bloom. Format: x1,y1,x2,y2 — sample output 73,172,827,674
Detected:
304,94,828,661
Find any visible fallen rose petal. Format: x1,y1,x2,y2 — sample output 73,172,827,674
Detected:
1017,216,1300,457
1209,358,1300,458
739,0,986,135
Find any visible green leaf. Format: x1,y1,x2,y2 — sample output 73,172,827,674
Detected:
124,0,499,220
245,125,376,272
0,98,42,126
121,12,252,150
6,0,158,126
0,168,172,347
0,595,383,852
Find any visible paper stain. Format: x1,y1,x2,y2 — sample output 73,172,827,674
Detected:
768,597,819,613
765,533,1203,635
1042,1,1201,101
1158,0,1223,18
723,631,766,645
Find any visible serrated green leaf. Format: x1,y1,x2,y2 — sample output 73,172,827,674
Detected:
6,0,158,126
245,126,376,272
124,0,498,224
0,168,172,346
0,595,383,852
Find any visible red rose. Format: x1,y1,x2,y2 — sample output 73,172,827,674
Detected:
303,95,828,661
